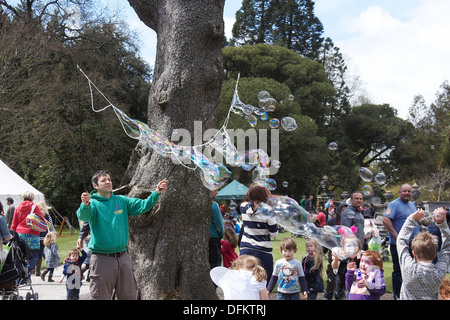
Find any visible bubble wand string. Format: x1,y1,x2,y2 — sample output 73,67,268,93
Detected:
77,65,239,186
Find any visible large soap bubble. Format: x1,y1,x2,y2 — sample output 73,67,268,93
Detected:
374,172,387,185
257,90,270,100
359,167,373,182
251,196,343,250
281,116,297,131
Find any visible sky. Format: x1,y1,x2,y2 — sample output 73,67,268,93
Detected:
107,0,450,120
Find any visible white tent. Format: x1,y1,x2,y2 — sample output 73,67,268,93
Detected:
0,158,45,207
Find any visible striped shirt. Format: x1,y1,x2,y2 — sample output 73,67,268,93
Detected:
239,202,278,253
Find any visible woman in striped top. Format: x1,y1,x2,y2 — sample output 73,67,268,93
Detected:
239,184,278,281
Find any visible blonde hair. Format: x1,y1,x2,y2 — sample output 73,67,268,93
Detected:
37,201,49,214
411,231,437,261
43,231,57,246
306,239,323,277
230,255,267,282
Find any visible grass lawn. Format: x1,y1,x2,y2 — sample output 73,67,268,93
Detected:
38,228,81,268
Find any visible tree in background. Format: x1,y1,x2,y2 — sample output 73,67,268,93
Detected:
0,0,151,216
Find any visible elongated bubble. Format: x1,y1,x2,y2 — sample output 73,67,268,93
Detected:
359,167,373,182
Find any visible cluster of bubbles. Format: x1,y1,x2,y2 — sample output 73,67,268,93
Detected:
92,73,298,191
358,167,387,196
327,140,389,195
231,90,298,131
253,195,361,259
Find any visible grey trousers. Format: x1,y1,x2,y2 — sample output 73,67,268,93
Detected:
89,252,138,300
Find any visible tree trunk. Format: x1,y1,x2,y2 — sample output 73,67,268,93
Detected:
122,0,225,299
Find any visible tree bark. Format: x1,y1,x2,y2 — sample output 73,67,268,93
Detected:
123,0,225,299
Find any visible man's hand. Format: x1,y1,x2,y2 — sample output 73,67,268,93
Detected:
156,179,168,194
81,192,90,206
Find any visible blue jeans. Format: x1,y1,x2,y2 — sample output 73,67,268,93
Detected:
277,292,299,300
66,287,80,300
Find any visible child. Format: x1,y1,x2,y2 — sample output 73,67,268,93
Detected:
302,239,324,300
397,207,450,300
331,232,362,300
267,237,308,300
59,247,87,300
210,254,269,300
345,250,386,300
439,277,450,300
40,231,60,282
221,227,238,268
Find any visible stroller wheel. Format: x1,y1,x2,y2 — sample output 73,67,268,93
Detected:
26,292,32,300
33,292,39,300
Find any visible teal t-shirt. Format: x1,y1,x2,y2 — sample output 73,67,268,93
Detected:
77,190,159,253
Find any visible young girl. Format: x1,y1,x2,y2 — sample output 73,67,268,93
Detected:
345,250,386,300
210,254,269,300
221,227,239,268
331,233,362,300
302,239,324,300
40,231,60,282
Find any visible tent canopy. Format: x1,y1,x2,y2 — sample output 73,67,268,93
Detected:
0,158,45,207
215,180,249,201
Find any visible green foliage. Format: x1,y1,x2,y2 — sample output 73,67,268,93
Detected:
231,0,324,59
0,1,151,219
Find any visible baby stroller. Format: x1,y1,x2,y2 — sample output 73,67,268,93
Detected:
0,231,39,300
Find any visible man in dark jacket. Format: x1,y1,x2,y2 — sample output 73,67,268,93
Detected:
340,192,365,246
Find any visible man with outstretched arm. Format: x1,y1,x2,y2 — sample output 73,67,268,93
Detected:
77,170,168,300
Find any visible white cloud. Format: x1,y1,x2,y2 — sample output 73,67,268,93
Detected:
333,0,450,119
224,16,235,40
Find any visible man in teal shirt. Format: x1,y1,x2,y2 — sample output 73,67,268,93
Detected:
209,190,224,269
77,170,168,300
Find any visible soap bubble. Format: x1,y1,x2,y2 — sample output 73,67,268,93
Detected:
281,116,297,131
247,115,257,127
374,172,386,185
259,98,276,111
264,178,277,191
269,118,280,128
241,104,254,115
260,112,268,121
236,149,270,171
252,167,267,183
359,167,373,182
252,197,342,250
243,195,364,255
287,94,294,101
328,142,338,151
272,159,281,168
362,185,372,196
282,181,289,188
257,91,270,100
